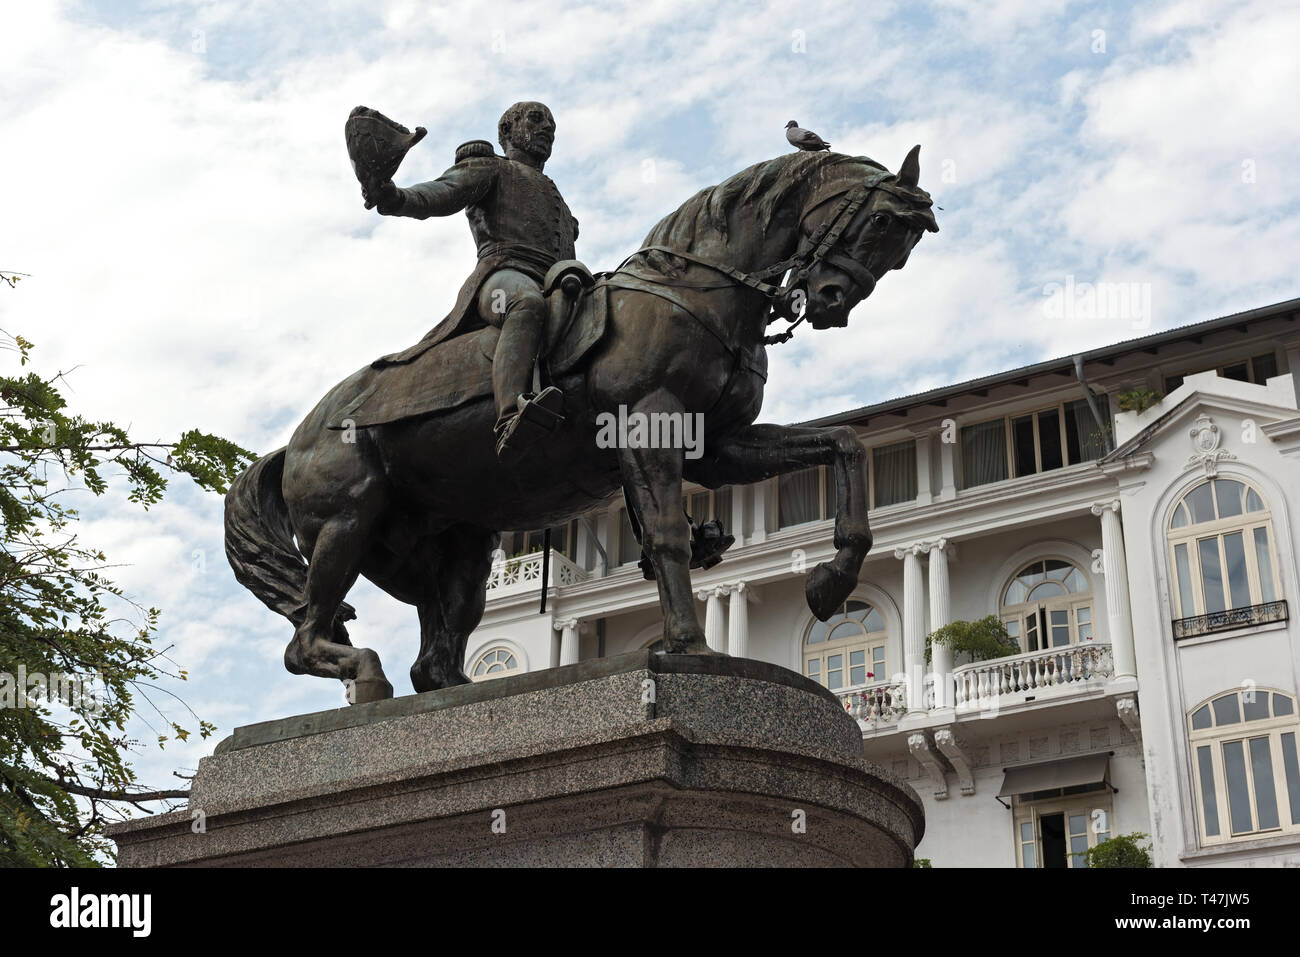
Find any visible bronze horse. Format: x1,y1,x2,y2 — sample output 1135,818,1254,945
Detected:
225,147,938,703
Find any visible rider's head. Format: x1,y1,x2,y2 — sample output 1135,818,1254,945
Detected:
499,101,555,167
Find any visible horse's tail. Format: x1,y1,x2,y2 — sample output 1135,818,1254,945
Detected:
223,447,356,632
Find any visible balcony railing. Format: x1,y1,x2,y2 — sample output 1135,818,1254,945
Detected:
1172,600,1289,640
953,642,1113,710
842,679,908,725
486,550,588,598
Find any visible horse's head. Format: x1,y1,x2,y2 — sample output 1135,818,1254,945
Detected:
798,146,939,329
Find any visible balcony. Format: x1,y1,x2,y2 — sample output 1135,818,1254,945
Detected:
953,642,1113,711
486,550,589,599
842,679,909,727
1172,600,1289,641
838,644,1117,731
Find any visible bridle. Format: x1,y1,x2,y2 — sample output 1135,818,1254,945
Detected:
610,168,898,345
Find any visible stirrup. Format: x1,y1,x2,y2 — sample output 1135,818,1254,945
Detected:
495,387,565,464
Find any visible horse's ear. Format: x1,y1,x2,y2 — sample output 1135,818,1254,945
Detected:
898,145,921,189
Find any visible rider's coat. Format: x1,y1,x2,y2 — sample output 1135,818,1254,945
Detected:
375,154,579,367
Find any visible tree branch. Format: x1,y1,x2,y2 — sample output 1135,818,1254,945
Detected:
0,442,178,453
55,780,189,803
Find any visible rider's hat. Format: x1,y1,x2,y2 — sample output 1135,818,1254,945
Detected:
344,105,426,188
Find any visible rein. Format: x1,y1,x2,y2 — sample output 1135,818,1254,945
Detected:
607,172,890,346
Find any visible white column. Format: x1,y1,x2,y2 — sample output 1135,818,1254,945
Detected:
895,544,927,716
938,426,957,501
727,581,749,659
1092,500,1137,680
927,538,953,708
698,587,727,654
554,617,580,667
751,479,769,543
595,511,615,576
730,485,746,547
575,519,593,573
913,430,934,506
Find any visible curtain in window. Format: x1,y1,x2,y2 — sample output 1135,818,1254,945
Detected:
873,439,917,507
714,486,733,528
778,467,822,527
1065,398,1109,462
562,522,581,560
961,420,1008,488
1255,528,1277,603
546,524,569,559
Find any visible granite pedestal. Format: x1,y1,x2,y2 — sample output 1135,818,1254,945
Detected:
108,652,924,866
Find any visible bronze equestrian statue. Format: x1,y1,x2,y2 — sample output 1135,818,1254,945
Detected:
225,102,938,704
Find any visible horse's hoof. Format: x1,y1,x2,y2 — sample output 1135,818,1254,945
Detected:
284,647,307,676
806,561,856,621
666,636,717,655
350,677,394,704
410,665,472,693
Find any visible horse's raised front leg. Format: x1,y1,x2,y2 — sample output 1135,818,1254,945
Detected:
617,400,710,654
686,423,871,621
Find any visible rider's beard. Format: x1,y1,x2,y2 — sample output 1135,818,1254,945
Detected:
521,132,552,163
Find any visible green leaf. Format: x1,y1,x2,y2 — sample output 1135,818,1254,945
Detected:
925,615,1021,663
0,327,234,864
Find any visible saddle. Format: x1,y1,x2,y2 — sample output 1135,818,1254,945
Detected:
329,261,602,430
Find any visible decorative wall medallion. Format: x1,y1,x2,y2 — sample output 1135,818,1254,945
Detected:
1187,413,1235,477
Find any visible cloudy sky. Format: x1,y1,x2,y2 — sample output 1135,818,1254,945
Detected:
4,0,1299,828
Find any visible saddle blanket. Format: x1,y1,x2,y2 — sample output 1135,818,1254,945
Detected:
330,283,608,429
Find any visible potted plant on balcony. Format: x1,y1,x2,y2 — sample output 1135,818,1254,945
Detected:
1117,388,1162,413
925,616,1020,665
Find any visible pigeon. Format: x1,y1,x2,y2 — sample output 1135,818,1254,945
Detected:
786,120,830,151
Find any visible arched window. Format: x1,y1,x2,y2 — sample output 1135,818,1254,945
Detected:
1188,689,1300,845
470,647,520,682
1168,478,1282,632
803,599,888,691
1000,559,1094,652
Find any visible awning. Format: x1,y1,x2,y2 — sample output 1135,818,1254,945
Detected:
997,753,1111,799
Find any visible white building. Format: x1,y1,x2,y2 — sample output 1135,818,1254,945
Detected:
467,297,1300,868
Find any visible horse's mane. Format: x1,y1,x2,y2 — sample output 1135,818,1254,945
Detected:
643,151,888,247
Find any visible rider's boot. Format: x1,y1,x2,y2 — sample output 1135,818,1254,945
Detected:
492,302,564,464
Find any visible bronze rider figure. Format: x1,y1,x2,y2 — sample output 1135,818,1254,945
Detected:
368,101,576,463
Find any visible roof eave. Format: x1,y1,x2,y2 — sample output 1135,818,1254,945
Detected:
797,296,1300,428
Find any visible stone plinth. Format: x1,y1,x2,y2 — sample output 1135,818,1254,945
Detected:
108,652,924,867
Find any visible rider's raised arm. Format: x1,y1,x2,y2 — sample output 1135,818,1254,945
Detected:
376,159,496,219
